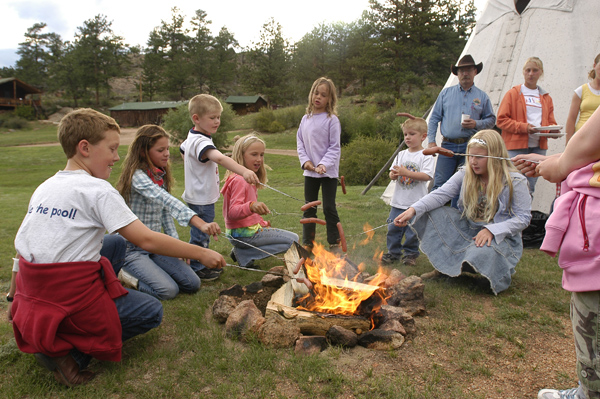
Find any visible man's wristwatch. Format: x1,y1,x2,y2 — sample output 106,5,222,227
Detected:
6,294,13,302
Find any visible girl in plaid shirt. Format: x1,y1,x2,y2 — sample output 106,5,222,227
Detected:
116,125,221,299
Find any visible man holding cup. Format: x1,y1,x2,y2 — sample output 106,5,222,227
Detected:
427,54,496,197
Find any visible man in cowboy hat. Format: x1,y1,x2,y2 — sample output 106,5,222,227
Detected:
427,54,496,201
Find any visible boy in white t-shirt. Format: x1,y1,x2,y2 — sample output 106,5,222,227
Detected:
8,109,225,387
381,117,434,266
180,94,259,281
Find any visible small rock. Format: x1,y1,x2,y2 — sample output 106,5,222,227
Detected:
295,336,328,355
259,315,301,348
225,300,265,341
326,325,358,348
358,329,405,350
212,295,241,323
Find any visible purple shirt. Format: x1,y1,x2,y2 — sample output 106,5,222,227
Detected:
296,112,341,178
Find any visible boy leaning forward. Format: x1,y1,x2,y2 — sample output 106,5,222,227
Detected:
8,108,225,387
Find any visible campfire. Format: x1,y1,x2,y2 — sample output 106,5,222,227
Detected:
293,242,389,322
212,237,426,353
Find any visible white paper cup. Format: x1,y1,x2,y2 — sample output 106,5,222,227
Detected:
461,114,470,123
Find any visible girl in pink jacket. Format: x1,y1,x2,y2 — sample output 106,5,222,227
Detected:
221,134,298,269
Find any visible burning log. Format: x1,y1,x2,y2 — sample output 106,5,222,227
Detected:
266,282,371,336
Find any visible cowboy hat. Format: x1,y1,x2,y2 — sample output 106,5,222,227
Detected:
451,54,483,75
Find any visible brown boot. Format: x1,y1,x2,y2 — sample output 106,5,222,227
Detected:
34,353,95,387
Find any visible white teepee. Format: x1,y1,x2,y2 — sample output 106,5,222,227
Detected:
433,0,600,212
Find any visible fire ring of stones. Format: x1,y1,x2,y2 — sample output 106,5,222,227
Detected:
212,255,426,355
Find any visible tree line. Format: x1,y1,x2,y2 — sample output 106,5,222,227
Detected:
1,0,476,109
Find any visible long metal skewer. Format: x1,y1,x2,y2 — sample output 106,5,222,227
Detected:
448,153,540,164
221,233,285,261
258,182,304,203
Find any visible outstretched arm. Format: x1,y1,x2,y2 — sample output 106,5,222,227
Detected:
118,220,225,269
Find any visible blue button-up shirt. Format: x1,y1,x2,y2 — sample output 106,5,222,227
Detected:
427,84,496,143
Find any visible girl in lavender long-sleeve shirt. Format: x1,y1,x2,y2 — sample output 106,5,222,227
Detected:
297,77,342,252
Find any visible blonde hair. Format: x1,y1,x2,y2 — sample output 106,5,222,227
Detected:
402,117,427,135
462,130,517,222
188,94,223,121
116,125,174,204
523,56,544,76
58,108,120,158
306,77,338,117
589,53,600,80
223,133,268,185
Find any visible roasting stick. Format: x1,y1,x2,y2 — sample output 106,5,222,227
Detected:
222,233,285,261
224,263,312,288
424,146,540,164
257,182,305,203
257,182,321,210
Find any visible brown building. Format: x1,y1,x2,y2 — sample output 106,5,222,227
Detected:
0,77,42,111
225,95,267,115
109,101,186,127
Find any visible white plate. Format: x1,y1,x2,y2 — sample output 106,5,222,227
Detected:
532,132,565,138
532,125,563,132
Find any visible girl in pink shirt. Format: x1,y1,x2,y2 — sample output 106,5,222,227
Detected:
221,134,298,268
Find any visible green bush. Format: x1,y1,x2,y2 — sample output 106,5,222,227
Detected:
0,114,28,130
14,106,36,121
162,102,231,149
252,105,305,133
340,136,399,186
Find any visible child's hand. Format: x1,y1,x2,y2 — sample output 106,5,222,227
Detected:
390,166,400,180
512,153,548,177
536,156,566,183
315,164,327,174
473,228,493,247
199,249,226,270
395,165,409,177
303,161,315,172
250,201,270,215
394,208,416,226
242,169,260,185
200,222,221,240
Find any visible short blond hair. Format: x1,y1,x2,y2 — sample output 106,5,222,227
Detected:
402,118,427,135
58,108,120,158
188,94,223,121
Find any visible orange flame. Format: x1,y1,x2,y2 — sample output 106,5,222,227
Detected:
297,242,388,316
360,223,375,245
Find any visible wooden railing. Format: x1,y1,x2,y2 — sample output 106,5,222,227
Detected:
0,98,41,107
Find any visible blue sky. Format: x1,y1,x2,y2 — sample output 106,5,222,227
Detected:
1,0,486,69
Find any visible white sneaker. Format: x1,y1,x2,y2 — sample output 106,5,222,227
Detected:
118,269,139,290
538,386,585,399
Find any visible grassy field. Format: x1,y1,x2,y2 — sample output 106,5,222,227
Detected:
0,124,578,398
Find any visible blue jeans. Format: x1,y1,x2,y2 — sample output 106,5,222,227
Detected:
508,147,546,195
229,228,299,267
187,203,215,272
386,207,419,259
72,235,163,369
433,141,468,208
123,243,200,300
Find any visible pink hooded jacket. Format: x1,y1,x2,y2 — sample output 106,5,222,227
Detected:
541,160,600,292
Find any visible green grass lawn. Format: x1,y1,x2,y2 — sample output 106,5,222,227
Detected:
0,126,577,398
